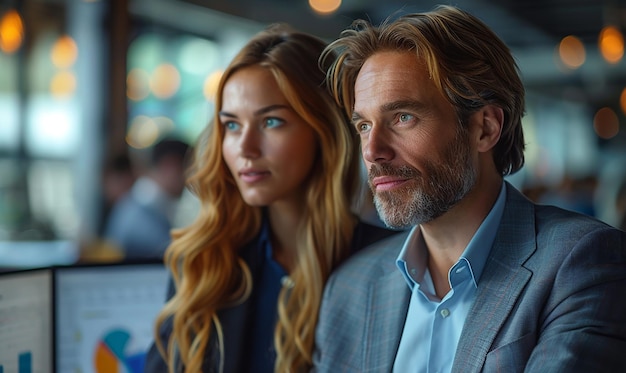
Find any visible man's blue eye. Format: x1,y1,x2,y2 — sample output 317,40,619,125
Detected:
399,113,414,122
357,123,371,133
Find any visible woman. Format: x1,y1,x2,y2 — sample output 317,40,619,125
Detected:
145,24,396,373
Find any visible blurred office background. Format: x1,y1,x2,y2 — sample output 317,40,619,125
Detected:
1,0,625,268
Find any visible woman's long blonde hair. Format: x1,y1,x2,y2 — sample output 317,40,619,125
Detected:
154,24,361,372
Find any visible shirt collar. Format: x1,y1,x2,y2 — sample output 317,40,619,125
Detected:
460,181,507,286
396,182,507,290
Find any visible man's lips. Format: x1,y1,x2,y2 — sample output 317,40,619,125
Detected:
371,176,409,192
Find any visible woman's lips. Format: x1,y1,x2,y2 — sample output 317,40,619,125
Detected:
239,170,270,183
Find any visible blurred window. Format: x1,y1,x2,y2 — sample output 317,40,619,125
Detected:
126,31,222,148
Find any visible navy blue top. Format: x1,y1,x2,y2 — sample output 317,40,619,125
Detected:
142,218,399,373
245,220,287,373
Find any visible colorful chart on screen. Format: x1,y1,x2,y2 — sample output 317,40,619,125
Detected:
0,270,53,373
94,329,146,373
54,264,168,373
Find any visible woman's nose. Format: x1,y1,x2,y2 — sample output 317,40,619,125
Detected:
238,126,262,159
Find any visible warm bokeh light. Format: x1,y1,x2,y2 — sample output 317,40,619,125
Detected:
51,35,78,69
620,88,626,116
126,68,151,101
50,71,77,98
599,26,624,64
203,70,223,102
152,116,175,133
150,64,181,99
558,35,586,69
309,0,341,15
126,115,176,148
593,107,620,139
0,9,24,54
127,115,160,149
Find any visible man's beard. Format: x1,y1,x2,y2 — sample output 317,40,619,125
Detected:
368,129,476,229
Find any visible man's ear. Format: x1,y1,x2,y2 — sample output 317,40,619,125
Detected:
476,104,503,153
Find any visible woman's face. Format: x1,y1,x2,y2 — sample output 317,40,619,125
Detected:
221,66,318,208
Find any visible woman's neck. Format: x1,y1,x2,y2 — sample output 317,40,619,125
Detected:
267,202,305,273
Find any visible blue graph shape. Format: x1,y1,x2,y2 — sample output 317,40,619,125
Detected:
18,352,31,373
100,329,146,373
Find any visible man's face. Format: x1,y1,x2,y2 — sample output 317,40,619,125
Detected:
352,51,477,229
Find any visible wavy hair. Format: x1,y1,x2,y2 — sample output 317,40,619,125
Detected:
154,24,360,372
323,5,526,176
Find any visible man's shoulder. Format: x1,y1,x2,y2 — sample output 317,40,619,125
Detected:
506,182,620,240
534,203,620,238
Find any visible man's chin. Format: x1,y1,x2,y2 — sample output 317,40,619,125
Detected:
374,202,414,229
381,219,413,230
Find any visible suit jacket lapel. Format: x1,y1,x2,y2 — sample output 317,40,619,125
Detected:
365,234,411,372
453,183,537,373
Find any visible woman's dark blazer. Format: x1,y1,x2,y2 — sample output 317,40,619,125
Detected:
143,221,400,373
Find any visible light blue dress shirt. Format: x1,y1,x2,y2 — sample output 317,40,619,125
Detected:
393,182,506,373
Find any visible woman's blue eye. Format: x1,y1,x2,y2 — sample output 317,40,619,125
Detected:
265,117,284,128
223,121,240,131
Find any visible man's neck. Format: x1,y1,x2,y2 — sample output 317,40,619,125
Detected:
421,178,503,296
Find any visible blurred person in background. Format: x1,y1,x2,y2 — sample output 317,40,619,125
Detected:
144,24,398,373
103,138,191,260
99,153,136,235
313,5,626,372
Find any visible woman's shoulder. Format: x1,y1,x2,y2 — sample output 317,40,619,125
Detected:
351,220,405,255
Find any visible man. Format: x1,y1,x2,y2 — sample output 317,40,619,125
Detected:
104,138,191,260
313,5,626,372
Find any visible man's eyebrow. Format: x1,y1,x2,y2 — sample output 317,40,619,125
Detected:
351,111,363,125
381,100,426,113
351,100,427,125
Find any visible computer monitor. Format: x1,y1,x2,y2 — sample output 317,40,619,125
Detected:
0,268,53,373
54,262,169,373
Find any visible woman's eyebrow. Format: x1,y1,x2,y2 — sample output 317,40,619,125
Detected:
219,104,291,119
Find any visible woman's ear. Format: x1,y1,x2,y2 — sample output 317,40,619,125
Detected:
476,104,503,153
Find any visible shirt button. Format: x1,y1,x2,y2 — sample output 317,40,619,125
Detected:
440,308,450,318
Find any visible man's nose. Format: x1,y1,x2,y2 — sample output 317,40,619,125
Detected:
362,124,394,164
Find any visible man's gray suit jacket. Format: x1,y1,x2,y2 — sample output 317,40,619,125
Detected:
313,182,626,373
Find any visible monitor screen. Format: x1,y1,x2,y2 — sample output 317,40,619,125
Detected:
0,268,53,373
54,263,169,373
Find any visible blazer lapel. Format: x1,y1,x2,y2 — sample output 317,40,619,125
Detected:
218,296,253,372
453,183,537,373
211,240,262,373
365,246,411,372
